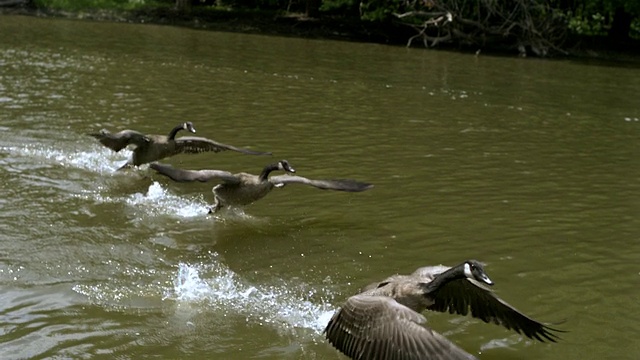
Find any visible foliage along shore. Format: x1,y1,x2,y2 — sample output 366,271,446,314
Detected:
1,1,640,64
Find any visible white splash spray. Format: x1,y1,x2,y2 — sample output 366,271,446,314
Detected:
124,182,209,218
170,261,336,334
3,143,212,219
1,144,130,174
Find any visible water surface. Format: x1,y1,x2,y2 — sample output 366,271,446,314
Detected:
1,14,639,360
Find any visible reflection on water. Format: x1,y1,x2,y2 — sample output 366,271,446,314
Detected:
1,14,639,360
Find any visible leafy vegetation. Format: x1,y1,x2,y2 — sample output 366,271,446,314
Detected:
23,0,640,56
31,0,161,11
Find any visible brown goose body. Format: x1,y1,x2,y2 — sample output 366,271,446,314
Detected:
89,122,271,169
211,173,276,207
149,160,373,213
324,260,562,360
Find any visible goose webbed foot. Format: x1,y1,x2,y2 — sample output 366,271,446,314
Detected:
116,162,134,171
207,201,223,214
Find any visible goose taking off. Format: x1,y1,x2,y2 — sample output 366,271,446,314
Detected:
89,122,271,170
324,260,562,360
149,160,373,213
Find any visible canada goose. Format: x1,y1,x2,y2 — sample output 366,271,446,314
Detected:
88,122,271,170
324,260,561,360
149,160,373,213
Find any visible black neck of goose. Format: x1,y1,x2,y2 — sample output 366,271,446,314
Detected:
423,264,467,293
259,163,280,181
167,125,184,140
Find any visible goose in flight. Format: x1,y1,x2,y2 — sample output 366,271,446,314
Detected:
149,160,373,213
324,260,562,360
89,122,271,170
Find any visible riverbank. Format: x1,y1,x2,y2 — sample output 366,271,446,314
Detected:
1,4,412,43
2,3,640,64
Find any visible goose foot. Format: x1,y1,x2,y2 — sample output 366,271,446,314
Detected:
207,196,223,214
207,203,222,214
117,162,134,171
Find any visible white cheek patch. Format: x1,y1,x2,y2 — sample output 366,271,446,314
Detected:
464,263,473,278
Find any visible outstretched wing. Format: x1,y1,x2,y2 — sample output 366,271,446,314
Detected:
149,163,240,184
325,295,478,360
173,136,272,156
427,279,563,342
88,129,149,152
268,175,373,192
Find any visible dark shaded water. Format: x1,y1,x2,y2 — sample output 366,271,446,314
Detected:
1,14,639,359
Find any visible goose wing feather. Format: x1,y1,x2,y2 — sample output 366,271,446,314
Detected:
427,278,561,342
360,274,411,293
411,265,451,279
173,136,272,156
363,267,448,293
150,163,240,184
268,175,373,192
325,295,478,360
89,129,149,152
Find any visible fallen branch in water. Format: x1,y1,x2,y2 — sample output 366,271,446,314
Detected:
393,0,569,56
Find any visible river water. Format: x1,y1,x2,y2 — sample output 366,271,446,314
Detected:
0,14,639,360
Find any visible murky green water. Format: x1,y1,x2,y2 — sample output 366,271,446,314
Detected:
1,14,639,360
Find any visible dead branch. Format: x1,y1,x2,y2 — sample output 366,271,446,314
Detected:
392,0,568,56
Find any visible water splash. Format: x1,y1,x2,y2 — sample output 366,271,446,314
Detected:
124,182,209,218
123,183,265,222
170,261,336,334
1,143,129,174
1,143,250,220
87,181,210,219
480,337,522,351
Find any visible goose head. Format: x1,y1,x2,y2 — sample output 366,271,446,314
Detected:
182,122,196,133
463,260,493,286
277,160,296,173
260,160,296,182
